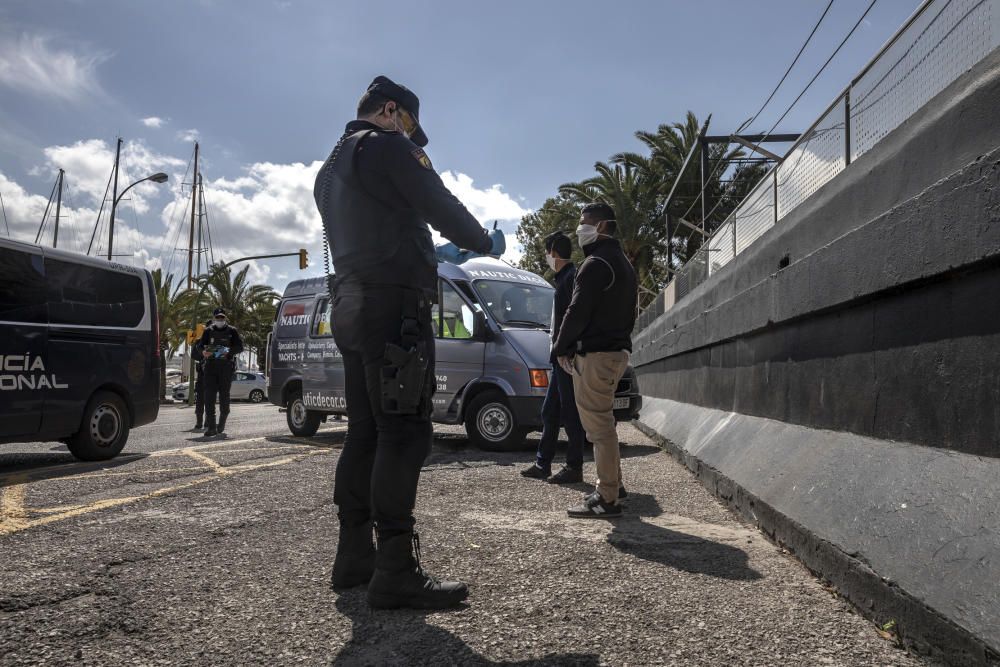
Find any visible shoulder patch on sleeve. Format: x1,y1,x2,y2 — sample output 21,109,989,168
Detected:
411,148,434,170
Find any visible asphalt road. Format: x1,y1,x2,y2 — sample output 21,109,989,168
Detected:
0,404,924,666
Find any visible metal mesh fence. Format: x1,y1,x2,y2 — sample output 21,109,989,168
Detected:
851,0,998,159
734,176,777,256
651,0,1000,320
777,97,847,218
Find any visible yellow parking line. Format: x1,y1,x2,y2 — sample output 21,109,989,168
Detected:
0,482,29,533
182,448,229,475
0,448,329,536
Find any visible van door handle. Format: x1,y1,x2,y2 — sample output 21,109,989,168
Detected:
48,328,128,345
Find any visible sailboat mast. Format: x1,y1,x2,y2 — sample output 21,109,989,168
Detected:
107,138,122,261
187,142,199,289
196,172,203,276
53,169,63,248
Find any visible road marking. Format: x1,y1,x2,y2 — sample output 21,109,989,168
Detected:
182,448,229,475
0,445,331,536
0,481,29,532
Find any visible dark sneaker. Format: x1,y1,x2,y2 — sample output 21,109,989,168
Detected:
520,464,550,480
548,466,583,484
204,427,218,437
568,493,622,519
194,422,203,431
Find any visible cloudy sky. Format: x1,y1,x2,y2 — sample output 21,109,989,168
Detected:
0,0,920,292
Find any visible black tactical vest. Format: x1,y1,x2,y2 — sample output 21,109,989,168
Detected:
314,130,437,290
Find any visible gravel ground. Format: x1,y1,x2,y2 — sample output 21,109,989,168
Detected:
0,408,925,666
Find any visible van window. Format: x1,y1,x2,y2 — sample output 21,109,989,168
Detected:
0,247,46,323
276,298,311,338
45,258,144,327
435,280,474,339
473,280,553,329
312,298,333,337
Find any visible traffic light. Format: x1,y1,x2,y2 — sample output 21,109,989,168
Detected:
186,323,206,346
298,248,308,270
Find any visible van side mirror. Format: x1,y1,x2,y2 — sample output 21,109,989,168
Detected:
472,310,492,340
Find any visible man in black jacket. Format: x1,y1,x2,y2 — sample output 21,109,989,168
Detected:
552,203,637,518
314,75,504,609
521,231,587,483
199,308,244,437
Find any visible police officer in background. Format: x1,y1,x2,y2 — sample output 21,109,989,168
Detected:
199,307,244,437
314,75,504,609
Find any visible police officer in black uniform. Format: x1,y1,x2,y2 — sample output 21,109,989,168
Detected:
199,307,244,437
314,75,504,609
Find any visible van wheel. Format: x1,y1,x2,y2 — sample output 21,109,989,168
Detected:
249,389,265,403
464,391,529,452
68,391,130,461
286,390,321,437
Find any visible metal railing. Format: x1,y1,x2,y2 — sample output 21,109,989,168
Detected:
665,0,1000,308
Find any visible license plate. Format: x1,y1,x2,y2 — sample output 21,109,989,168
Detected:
613,397,630,409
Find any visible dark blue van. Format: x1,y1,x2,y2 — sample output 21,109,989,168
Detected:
0,238,160,461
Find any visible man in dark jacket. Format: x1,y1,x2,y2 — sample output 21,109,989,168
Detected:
314,75,504,609
199,308,244,437
521,231,587,484
552,203,637,518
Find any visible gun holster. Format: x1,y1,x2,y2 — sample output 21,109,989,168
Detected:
380,290,430,415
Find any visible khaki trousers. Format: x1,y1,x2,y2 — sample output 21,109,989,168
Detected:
572,351,630,504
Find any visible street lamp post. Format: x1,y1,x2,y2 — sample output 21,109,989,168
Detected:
107,172,169,261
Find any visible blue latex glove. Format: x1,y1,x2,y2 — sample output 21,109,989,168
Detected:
435,242,477,265
488,229,506,257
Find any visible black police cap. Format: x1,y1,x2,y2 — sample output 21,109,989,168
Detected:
213,307,226,317
367,75,429,147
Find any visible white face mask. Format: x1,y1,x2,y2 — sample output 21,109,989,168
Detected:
576,220,613,247
212,319,226,329
545,254,558,271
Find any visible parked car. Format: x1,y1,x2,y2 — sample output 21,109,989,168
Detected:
0,237,160,461
172,371,268,403
267,258,642,450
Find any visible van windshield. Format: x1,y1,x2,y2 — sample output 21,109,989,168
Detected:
472,280,553,329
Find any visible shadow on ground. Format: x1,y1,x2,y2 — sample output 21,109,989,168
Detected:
331,592,600,666
0,452,149,486
608,492,762,581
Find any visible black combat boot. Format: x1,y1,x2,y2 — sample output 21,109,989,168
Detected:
217,418,227,435
331,518,375,590
367,532,469,610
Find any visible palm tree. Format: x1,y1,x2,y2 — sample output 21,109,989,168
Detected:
151,269,195,397
613,112,749,271
195,262,278,370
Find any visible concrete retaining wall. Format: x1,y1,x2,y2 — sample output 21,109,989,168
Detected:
634,48,1000,662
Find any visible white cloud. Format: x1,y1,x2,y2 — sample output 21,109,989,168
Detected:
439,171,530,223
177,129,200,143
141,116,166,128
41,138,185,214
0,33,107,101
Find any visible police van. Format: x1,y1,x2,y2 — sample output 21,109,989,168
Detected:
0,238,160,461
267,257,641,450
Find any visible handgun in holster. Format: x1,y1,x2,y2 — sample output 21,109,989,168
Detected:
380,291,429,415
